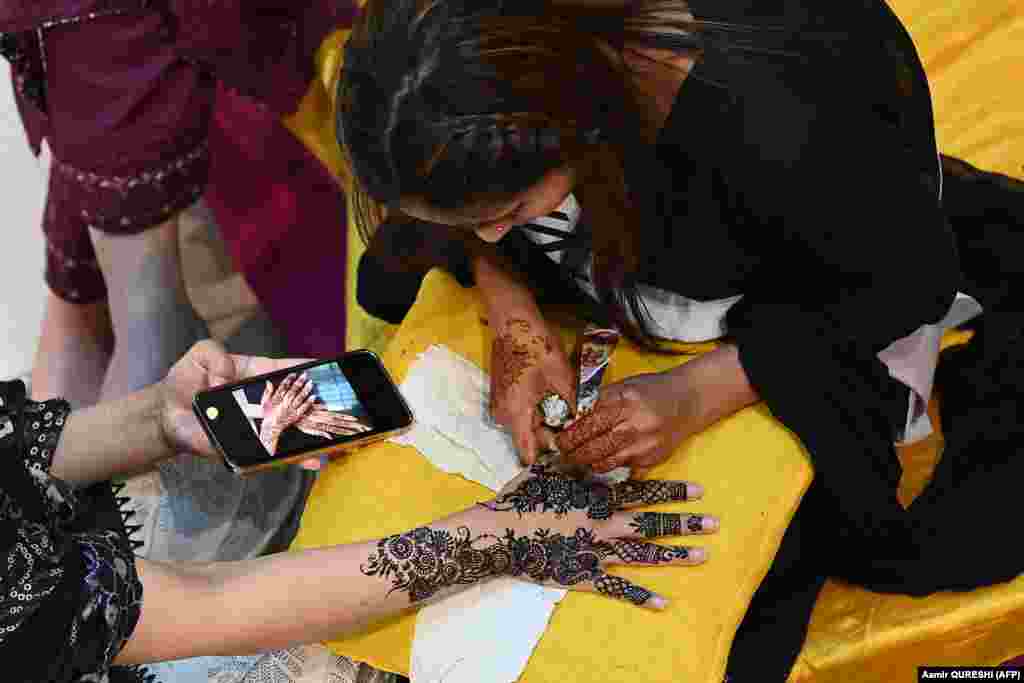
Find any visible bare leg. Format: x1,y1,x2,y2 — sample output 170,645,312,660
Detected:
30,292,114,407
91,214,210,401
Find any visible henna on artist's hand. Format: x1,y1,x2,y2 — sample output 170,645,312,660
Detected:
488,314,576,463
491,318,557,398
555,394,629,454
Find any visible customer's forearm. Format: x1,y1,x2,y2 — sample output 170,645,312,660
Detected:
51,384,172,486
118,507,487,665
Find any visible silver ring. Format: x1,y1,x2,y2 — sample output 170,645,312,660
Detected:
538,392,571,429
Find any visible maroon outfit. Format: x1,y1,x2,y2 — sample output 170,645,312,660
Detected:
0,0,355,303
204,84,351,356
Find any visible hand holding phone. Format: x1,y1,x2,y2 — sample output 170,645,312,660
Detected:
159,341,314,461
193,350,413,474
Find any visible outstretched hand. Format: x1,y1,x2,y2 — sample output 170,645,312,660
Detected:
296,408,371,439
362,465,718,610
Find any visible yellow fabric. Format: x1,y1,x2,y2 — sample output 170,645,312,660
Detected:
286,0,1023,679
897,0,1024,180
787,1,1024,678
292,269,815,682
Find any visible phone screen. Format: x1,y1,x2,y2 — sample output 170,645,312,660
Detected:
194,351,412,473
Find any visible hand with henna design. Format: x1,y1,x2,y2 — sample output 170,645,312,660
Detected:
259,373,316,455
488,312,576,465
74,345,723,664
362,465,718,610
295,408,371,440
556,370,704,475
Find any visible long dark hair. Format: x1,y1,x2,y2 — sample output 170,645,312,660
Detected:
337,0,752,346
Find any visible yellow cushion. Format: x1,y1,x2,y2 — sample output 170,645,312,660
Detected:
291,269,815,683
899,0,1024,179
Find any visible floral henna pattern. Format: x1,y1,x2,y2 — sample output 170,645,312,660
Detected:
492,318,558,399
360,527,490,603
485,466,695,522
361,526,667,606
483,465,618,520
492,333,535,395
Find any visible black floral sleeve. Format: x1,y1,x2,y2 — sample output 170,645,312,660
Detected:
0,382,148,683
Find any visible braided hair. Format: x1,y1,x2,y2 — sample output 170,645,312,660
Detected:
337,0,644,228
337,0,765,347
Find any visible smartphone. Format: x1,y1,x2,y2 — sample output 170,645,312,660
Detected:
193,350,413,475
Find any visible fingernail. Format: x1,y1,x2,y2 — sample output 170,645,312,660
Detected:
685,483,704,500
647,594,669,611
701,515,719,532
688,546,707,563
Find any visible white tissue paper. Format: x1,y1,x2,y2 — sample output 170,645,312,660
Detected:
391,345,567,683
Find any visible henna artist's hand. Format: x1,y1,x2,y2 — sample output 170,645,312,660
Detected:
295,409,372,439
361,465,718,609
557,371,701,475
489,312,576,465
258,373,316,455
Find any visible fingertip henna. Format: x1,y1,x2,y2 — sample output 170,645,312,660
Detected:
611,480,691,508
628,512,685,538
593,574,655,606
610,540,690,564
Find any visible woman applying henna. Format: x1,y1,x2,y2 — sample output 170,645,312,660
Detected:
339,0,1024,679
